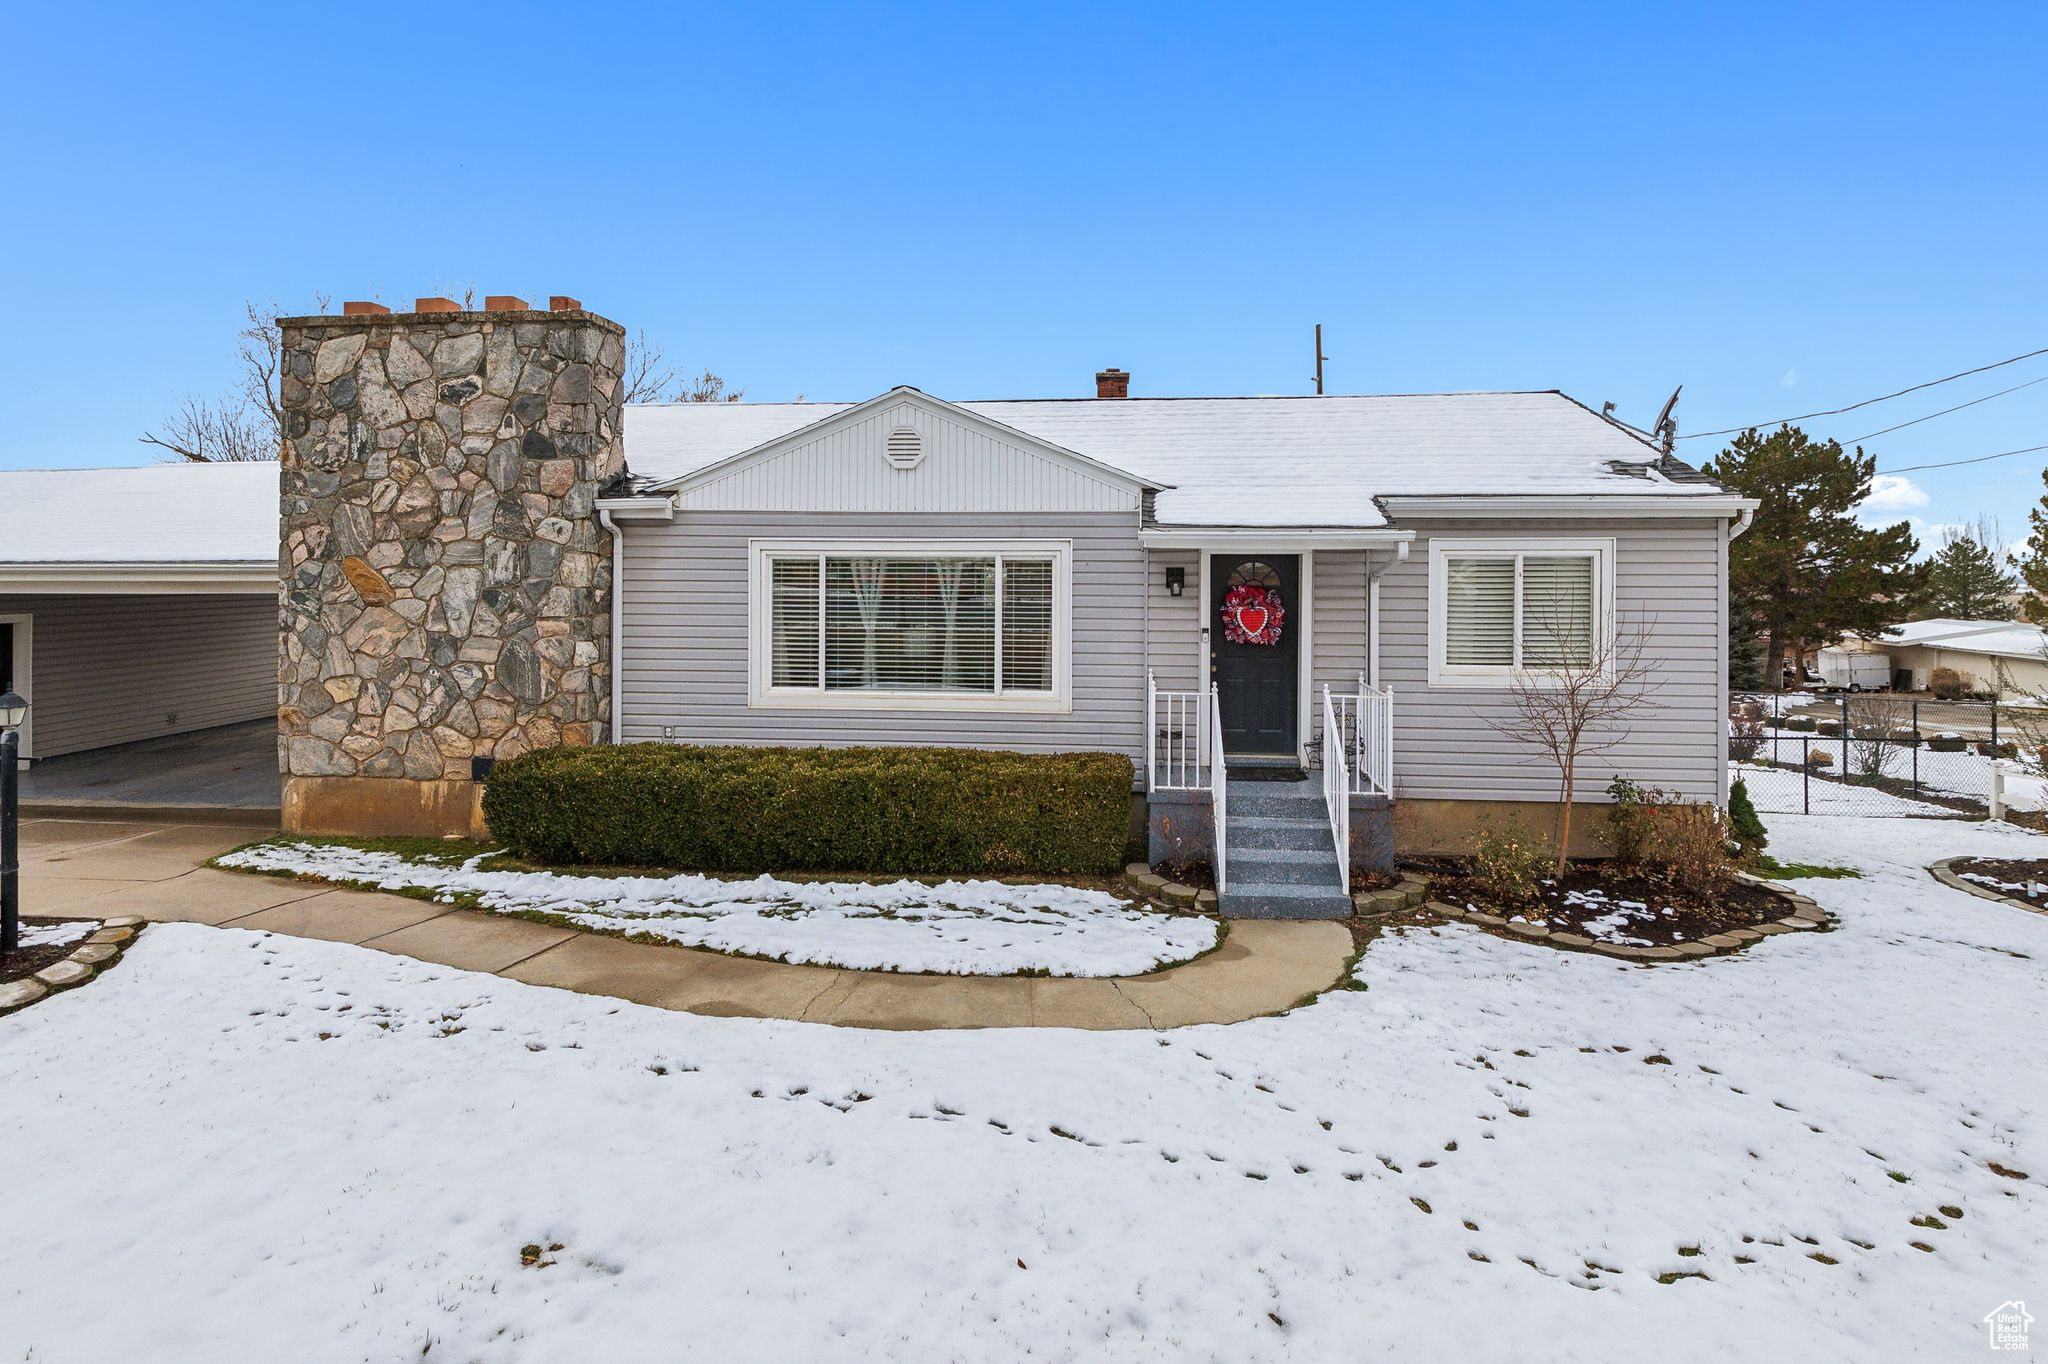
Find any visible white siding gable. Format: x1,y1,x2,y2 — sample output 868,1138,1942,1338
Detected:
675,395,1143,515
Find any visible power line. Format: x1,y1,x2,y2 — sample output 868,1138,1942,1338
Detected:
1876,441,2048,475
1679,343,2048,440
1846,372,2048,444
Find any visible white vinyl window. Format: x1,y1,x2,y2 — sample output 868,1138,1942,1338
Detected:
751,541,1071,711
1429,538,1613,685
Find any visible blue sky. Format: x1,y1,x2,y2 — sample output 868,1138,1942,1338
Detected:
4,2,2042,554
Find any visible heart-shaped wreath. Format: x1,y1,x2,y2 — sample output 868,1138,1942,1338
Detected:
1222,583,1285,646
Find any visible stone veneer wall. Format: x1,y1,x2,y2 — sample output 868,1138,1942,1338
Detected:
277,304,626,835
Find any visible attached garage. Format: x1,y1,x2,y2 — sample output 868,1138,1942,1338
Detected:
0,462,277,805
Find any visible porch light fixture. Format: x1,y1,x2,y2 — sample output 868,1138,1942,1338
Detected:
1165,567,1185,598
0,689,25,956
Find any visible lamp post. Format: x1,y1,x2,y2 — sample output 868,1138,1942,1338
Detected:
0,689,24,956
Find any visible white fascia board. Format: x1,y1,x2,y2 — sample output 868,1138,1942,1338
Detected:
0,562,275,594
646,387,1162,497
1140,527,1414,550
1381,494,1759,519
594,496,676,522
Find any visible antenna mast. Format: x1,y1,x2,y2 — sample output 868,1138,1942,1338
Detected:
1313,324,1328,396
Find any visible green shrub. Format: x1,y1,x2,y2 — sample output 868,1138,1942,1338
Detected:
481,743,1136,876
1469,818,1552,905
1726,778,1768,856
1605,775,1665,871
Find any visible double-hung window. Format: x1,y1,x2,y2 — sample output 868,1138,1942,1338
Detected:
1428,538,1613,685
752,541,1070,710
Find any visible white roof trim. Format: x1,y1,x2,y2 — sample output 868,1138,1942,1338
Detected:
595,496,676,522
1380,494,1758,519
644,387,1164,496
1141,527,1415,550
0,562,275,594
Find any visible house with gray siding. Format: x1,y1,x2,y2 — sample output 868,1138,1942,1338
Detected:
599,373,1756,914
5,298,1755,920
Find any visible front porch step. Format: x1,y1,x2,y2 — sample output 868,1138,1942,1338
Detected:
1227,816,1332,852
1217,882,1355,920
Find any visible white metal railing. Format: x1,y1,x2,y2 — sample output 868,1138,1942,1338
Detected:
1147,669,1213,791
1208,682,1227,893
1322,684,1351,896
1322,673,1394,796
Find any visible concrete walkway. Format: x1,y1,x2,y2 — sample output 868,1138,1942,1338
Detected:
18,816,1358,1030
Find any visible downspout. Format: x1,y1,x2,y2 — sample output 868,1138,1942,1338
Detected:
599,508,624,744
1364,540,1410,688
1729,506,1756,539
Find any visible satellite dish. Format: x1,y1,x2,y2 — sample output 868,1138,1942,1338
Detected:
1650,385,1683,450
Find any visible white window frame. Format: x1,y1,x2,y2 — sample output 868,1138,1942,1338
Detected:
1427,537,1615,688
747,539,1074,712
0,612,29,763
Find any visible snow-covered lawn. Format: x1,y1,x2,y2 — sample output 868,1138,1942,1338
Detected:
17,918,98,949
7,814,2045,1360
1733,761,1963,817
216,840,1219,977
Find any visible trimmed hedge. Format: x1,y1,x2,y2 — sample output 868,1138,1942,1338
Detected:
481,743,1136,876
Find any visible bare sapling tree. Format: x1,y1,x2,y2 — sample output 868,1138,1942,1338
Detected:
1846,692,1913,781
147,296,743,458
1480,602,1662,874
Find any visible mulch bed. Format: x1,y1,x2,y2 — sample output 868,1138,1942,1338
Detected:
1949,858,2048,906
1,919,103,986
1404,860,1790,949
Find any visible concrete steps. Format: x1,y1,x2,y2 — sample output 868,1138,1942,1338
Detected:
1219,774,1353,920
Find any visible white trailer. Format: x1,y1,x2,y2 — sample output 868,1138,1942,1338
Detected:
1816,647,1892,691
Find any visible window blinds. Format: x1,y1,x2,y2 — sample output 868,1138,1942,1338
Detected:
769,554,1054,694
1443,552,1598,671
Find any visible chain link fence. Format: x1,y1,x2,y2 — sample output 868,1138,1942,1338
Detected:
1731,691,2030,818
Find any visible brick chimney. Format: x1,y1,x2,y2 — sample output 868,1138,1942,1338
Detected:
1095,367,1130,399
277,297,626,837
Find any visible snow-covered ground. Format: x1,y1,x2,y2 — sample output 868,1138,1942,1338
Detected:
17,918,98,949
216,841,1219,977
1732,762,1961,817
8,814,2046,1361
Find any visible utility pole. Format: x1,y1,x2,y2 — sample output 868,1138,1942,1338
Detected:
1313,324,1328,396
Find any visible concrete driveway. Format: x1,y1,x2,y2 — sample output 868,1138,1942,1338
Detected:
17,814,1357,1030
20,719,278,814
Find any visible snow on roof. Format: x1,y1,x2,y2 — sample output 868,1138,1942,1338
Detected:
625,390,1732,528
1879,618,2048,659
0,461,278,564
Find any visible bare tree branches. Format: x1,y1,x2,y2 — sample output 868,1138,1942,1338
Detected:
138,393,276,463
1479,607,1662,873
147,297,743,461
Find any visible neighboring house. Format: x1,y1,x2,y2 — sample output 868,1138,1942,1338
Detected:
1846,618,2048,699
0,462,276,765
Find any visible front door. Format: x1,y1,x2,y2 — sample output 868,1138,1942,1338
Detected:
1212,554,1299,758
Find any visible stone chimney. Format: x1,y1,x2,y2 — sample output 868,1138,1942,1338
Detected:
277,297,626,836
1095,367,1130,399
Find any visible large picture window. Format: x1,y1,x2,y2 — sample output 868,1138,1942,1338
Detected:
1428,538,1612,685
752,541,1070,710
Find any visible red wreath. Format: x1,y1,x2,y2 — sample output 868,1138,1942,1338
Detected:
1222,584,1286,646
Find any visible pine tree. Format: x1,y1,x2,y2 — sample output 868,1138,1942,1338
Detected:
1703,425,1923,675
1917,528,2017,619
2019,468,2048,624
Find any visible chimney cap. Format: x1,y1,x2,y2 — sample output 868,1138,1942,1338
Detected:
1095,367,1131,399
484,294,529,312
549,295,582,312
342,300,391,316
415,296,461,313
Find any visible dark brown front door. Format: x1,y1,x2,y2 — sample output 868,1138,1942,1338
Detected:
1211,554,1299,758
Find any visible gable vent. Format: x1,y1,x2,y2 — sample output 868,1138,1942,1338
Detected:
884,425,925,470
